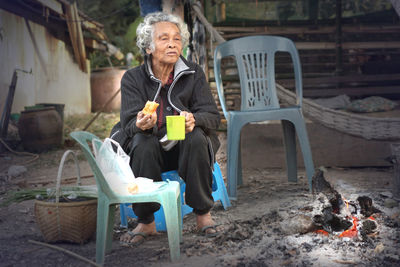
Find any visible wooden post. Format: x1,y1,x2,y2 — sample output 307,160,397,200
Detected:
192,2,226,45
390,143,400,198
335,0,343,75
64,1,87,73
308,0,319,23
216,1,226,22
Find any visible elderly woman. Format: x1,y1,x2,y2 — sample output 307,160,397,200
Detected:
118,12,222,245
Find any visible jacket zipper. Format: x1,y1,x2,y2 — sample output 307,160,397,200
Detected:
150,70,195,113
110,130,119,139
150,76,163,102
167,70,195,113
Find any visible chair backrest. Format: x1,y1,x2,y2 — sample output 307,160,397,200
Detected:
70,131,119,201
214,35,303,118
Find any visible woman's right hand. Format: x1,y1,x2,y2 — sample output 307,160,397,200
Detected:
136,111,157,131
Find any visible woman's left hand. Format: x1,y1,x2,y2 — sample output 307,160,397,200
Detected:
180,111,195,133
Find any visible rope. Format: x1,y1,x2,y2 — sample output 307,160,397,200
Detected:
28,240,101,267
0,138,39,164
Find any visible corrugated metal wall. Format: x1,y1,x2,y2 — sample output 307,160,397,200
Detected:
0,9,91,117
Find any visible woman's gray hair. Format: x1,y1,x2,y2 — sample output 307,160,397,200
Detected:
136,12,190,54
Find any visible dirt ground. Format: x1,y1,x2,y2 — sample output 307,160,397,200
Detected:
1,133,400,267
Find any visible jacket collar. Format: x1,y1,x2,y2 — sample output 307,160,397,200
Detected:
144,55,193,81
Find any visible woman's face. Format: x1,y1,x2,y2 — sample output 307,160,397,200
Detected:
147,21,183,66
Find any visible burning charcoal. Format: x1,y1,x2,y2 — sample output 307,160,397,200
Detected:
348,201,358,214
312,169,335,194
361,219,377,234
312,170,343,213
313,207,352,233
357,196,381,217
331,214,353,232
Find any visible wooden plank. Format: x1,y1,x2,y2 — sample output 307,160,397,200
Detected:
77,10,104,29
71,2,87,72
335,0,343,74
84,38,107,51
217,24,400,35
64,2,87,72
295,42,335,50
342,25,400,33
220,27,335,37
342,42,400,50
303,86,400,97
82,21,108,41
64,3,81,71
35,0,62,14
212,40,400,51
210,84,400,98
278,74,400,87
35,0,63,14
295,42,400,50
57,0,104,28
209,72,348,83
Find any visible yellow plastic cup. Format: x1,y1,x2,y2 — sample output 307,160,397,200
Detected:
166,115,185,140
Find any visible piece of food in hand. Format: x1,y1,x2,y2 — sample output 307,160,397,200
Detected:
127,182,139,194
142,101,159,115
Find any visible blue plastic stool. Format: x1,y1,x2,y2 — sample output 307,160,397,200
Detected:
120,162,231,231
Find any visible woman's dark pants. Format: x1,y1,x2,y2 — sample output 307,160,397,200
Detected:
129,127,214,224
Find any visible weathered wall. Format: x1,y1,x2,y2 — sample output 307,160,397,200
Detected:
0,9,91,117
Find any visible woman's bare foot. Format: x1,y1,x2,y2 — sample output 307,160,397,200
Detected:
120,221,158,245
196,212,223,237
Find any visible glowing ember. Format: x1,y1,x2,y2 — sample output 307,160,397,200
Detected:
315,229,329,236
339,216,358,238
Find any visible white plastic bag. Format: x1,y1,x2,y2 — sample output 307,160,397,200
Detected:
93,138,160,195
93,138,135,195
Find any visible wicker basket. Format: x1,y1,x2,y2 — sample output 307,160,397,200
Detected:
34,150,97,244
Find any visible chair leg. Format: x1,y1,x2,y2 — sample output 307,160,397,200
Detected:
227,123,242,200
106,204,116,253
177,193,183,244
237,143,243,186
95,199,111,265
162,194,181,262
282,120,298,183
212,162,231,209
179,183,193,217
292,117,315,192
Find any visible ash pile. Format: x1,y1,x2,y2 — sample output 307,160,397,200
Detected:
181,169,400,266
